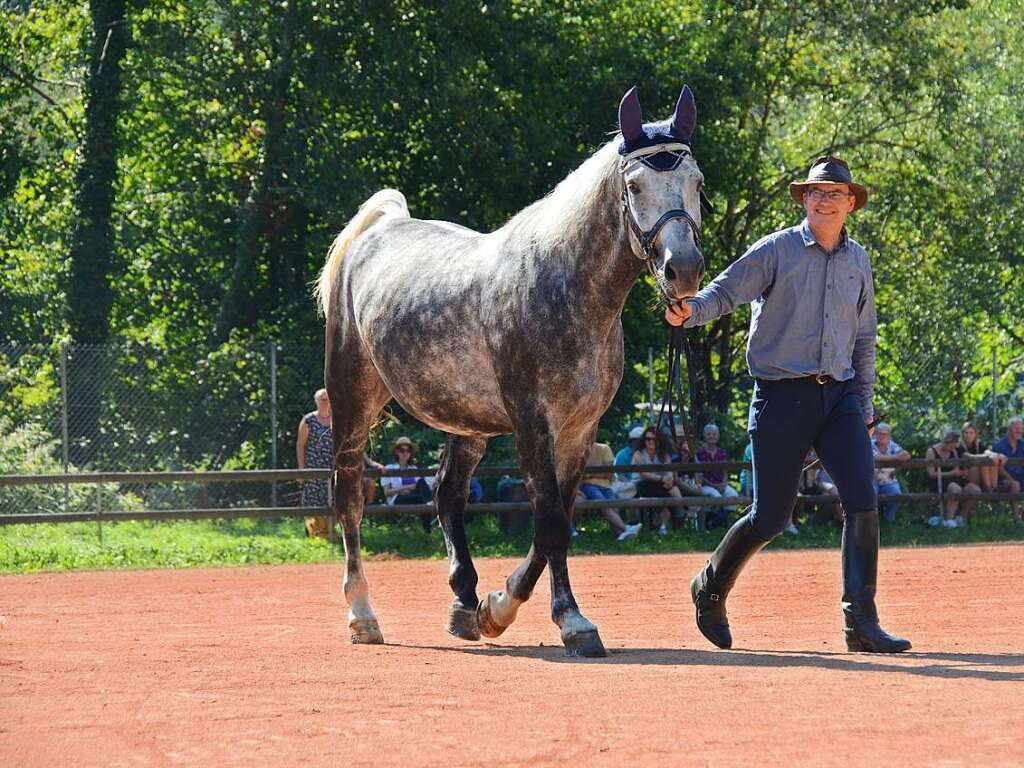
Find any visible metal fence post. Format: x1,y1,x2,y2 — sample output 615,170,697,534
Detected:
992,345,998,443
60,341,70,512
647,347,655,424
270,340,278,508
327,472,335,544
96,483,103,546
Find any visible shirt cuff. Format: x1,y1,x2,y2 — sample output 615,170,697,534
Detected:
682,298,703,328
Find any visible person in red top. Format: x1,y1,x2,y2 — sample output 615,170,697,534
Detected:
695,424,738,528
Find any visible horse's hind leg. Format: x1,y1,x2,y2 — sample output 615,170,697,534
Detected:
326,343,390,645
434,435,487,640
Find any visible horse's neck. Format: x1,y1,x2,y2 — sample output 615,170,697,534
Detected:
560,186,641,329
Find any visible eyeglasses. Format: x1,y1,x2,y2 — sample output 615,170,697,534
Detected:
644,436,657,442
395,447,411,453
805,189,851,203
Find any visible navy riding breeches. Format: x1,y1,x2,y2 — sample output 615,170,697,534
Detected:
747,377,876,539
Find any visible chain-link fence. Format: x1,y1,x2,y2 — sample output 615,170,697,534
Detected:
2,332,1024,518
1,340,322,516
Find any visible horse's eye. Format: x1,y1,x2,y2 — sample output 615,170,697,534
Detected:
627,180,641,194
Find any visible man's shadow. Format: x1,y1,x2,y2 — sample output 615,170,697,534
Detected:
390,643,1024,682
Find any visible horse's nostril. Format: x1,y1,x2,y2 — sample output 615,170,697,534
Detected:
664,264,677,283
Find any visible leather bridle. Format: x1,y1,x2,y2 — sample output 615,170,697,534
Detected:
620,143,708,456
619,143,705,273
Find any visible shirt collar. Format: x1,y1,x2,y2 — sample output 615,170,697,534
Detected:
799,218,848,253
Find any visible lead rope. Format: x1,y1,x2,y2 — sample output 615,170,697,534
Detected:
655,325,692,460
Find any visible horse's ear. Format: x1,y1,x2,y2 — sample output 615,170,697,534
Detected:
618,86,645,144
671,85,697,141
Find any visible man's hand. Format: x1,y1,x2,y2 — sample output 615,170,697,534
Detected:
665,300,693,327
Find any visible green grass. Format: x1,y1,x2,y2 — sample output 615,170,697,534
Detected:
2,506,1022,574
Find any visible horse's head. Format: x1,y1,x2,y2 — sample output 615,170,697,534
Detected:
618,85,706,301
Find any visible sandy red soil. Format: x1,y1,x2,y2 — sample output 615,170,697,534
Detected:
2,544,1023,767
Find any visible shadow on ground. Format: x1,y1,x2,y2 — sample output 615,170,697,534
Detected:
389,643,1024,682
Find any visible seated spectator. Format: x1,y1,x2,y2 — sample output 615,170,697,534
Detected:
799,450,841,528
991,416,1024,526
740,441,753,498
632,426,684,536
695,423,739,528
872,422,910,522
611,425,645,498
381,436,435,533
958,422,1006,492
673,438,709,530
496,475,530,536
579,441,643,542
456,475,486,525
363,453,384,504
469,476,485,504
926,431,980,528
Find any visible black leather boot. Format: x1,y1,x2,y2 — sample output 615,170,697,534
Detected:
690,514,770,649
842,510,911,653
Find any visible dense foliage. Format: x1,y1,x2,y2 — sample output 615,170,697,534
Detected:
2,0,1022,471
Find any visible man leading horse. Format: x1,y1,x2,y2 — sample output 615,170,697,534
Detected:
666,156,911,653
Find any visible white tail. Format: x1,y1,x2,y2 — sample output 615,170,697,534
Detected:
315,189,410,317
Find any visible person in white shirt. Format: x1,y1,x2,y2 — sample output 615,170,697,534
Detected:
871,423,910,522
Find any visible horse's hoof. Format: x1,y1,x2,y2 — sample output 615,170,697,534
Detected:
446,603,481,641
562,629,607,658
476,597,509,638
349,617,384,644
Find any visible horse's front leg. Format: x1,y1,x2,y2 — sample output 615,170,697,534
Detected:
478,425,605,657
546,428,606,656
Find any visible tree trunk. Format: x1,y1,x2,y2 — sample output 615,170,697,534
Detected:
65,0,128,465
213,4,299,343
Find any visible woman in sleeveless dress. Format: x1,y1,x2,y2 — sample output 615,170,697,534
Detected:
297,389,334,537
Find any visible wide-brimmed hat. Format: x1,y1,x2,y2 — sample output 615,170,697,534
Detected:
390,436,417,458
628,426,645,440
789,155,868,211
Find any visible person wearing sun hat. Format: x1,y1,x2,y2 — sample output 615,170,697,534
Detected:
381,436,435,533
664,155,911,654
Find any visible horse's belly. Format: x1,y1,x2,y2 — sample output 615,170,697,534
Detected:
372,337,512,437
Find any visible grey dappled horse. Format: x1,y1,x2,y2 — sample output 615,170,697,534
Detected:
317,85,706,657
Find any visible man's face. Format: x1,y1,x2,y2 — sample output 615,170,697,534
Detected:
876,428,890,447
803,183,855,230
1010,421,1023,441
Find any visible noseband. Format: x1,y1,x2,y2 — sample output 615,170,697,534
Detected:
620,143,704,265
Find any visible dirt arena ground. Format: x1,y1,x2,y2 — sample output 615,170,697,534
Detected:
2,544,1023,767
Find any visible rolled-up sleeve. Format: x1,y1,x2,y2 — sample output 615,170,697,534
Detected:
684,240,775,328
851,260,878,420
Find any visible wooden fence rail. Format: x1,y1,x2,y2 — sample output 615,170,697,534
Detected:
2,457,1022,526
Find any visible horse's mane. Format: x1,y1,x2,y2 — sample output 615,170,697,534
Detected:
501,139,620,252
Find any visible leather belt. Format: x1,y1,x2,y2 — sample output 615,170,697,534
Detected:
788,374,837,385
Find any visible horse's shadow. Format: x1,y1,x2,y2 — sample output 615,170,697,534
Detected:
389,643,1024,682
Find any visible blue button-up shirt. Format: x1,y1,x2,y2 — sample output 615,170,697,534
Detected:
685,219,877,418
991,436,1024,484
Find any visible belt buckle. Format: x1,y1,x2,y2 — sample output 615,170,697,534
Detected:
815,374,830,385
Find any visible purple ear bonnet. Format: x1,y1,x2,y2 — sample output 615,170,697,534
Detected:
618,85,697,170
